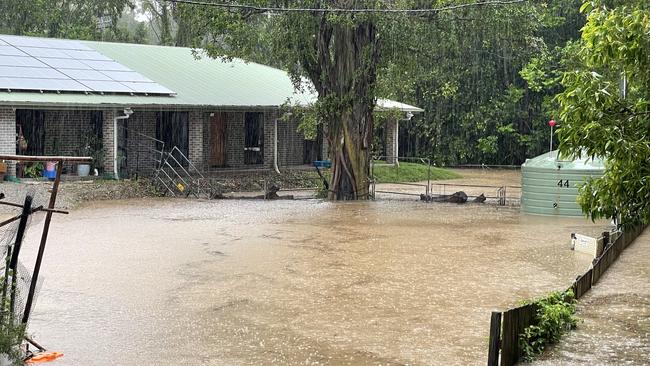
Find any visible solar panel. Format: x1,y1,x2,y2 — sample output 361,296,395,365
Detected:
0,77,88,92
43,39,93,51
0,35,49,48
18,46,70,59
0,35,175,96
81,60,131,72
0,35,92,50
0,46,27,56
37,57,92,70
81,80,134,93
62,50,111,61
101,71,152,83
0,66,69,79
0,55,46,67
59,69,112,81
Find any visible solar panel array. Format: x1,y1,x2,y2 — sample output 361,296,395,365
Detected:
0,35,176,96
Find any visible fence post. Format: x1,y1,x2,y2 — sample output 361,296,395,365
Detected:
488,311,502,366
427,158,431,199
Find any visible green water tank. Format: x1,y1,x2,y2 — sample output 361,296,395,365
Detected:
521,150,605,216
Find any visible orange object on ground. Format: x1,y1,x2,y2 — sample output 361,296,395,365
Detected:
24,352,64,364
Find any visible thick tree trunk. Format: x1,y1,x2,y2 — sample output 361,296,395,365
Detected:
327,104,373,200
313,4,378,200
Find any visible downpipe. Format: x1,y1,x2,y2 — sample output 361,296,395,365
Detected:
113,108,133,179
273,118,281,174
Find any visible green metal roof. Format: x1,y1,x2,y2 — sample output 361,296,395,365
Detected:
521,150,605,172
0,39,312,108
0,35,423,112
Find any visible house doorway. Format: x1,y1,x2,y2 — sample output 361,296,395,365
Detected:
244,112,264,165
209,112,227,167
15,110,45,156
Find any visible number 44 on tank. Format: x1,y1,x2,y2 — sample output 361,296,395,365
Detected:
557,180,570,188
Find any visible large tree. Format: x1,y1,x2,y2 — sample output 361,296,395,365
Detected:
177,0,388,199
0,0,133,40
176,0,531,199
556,0,650,226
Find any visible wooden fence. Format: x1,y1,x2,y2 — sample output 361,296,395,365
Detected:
487,224,646,366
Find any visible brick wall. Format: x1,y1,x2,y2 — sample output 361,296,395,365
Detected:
41,110,101,174
123,110,157,176
0,108,109,177
1,106,310,178
223,111,245,167
277,116,305,166
0,108,15,176
385,118,398,164
102,110,115,177
263,109,277,169
188,110,204,171
42,110,95,156
200,108,310,171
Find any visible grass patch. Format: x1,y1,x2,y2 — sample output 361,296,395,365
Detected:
372,162,460,183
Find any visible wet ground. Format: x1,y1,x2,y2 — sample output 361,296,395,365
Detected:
533,229,650,366
13,190,608,366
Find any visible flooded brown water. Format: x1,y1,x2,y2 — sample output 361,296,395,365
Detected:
16,195,607,366
533,230,650,366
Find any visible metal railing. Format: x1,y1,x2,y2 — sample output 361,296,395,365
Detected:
154,146,208,198
370,156,521,205
370,156,432,199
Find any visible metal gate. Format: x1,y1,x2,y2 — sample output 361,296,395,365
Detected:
370,156,432,199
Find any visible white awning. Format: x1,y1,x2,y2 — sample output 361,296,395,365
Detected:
375,99,424,113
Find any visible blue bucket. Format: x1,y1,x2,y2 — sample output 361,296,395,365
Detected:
313,160,331,168
43,162,57,180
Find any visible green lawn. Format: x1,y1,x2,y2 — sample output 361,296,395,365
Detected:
372,161,460,183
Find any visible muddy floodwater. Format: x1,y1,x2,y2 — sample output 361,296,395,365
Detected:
19,195,606,365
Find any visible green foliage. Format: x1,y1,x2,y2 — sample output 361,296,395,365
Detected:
279,104,320,141
78,131,106,172
518,290,578,361
372,162,460,183
23,163,43,178
1,259,26,364
0,315,25,365
0,0,133,40
376,0,586,166
556,0,650,226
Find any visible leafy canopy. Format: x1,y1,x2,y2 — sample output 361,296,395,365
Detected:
556,0,650,226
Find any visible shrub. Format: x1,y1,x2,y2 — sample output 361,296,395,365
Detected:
518,289,578,361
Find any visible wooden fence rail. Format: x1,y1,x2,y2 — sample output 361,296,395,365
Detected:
487,224,646,366
572,268,592,300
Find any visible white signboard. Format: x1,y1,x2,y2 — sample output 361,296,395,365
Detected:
571,233,603,258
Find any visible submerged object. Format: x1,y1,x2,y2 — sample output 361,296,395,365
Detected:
447,191,468,204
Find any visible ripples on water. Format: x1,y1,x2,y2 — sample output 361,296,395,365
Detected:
20,198,605,365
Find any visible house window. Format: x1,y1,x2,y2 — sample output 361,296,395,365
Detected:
244,112,264,165
156,111,189,159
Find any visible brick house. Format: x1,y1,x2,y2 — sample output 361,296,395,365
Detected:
0,34,422,179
